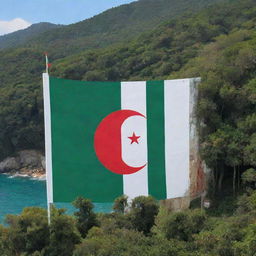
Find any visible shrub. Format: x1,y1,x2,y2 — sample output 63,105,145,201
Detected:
129,196,159,234
72,197,98,238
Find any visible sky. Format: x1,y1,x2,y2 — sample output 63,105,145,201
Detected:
0,0,136,35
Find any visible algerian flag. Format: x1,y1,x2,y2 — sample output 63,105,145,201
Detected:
43,74,200,204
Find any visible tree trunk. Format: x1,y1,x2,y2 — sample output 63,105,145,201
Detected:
218,170,224,192
233,166,236,195
237,167,240,191
212,167,217,195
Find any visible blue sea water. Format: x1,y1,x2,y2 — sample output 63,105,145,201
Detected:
0,174,112,224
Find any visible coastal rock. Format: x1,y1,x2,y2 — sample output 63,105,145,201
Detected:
0,150,45,175
18,150,44,168
19,167,46,179
0,157,20,173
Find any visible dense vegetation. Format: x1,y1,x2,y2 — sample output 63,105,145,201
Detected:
1,182,256,256
0,0,225,58
0,0,255,195
0,0,256,254
173,28,256,194
0,23,62,50
0,48,45,158
0,0,225,160
0,0,226,160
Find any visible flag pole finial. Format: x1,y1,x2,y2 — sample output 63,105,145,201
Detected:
45,52,51,74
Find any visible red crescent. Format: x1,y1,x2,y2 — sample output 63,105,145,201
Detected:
94,109,146,175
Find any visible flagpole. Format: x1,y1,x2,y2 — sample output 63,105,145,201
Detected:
43,72,53,224
45,53,49,74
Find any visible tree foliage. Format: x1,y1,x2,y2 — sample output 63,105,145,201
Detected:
46,206,81,256
1,0,256,255
113,195,128,214
1,194,256,256
72,197,98,238
0,1,256,188
0,0,224,57
1,207,49,256
129,195,159,234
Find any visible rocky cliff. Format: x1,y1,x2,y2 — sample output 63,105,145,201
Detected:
0,150,45,178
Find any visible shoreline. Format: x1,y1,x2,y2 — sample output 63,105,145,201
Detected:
1,168,46,181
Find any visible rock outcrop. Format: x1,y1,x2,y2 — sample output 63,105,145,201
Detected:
0,157,20,171
0,150,45,175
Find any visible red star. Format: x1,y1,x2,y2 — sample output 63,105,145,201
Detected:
128,132,140,144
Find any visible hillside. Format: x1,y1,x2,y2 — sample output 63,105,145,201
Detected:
51,0,256,193
0,0,226,59
0,1,256,254
0,0,228,159
0,0,255,193
52,0,255,82
0,23,62,49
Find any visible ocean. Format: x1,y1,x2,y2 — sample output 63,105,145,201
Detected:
0,174,112,224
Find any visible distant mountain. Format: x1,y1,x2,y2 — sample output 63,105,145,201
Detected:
0,22,62,49
3,0,226,59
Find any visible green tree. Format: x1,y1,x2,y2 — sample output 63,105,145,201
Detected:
113,195,128,214
244,134,256,167
129,196,159,234
73,226,191,256
46,206,81,256
241,168,256,190
0,225,8,256
234,223,256,256
237,190,256,214
2,207,49,256
153,208,207,241
72,197,98,238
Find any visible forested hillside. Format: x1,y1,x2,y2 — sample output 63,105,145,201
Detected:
0,0,225,58
0,0,226,160
51,0,256,193
172,30,256,193
53,0,253,81
0,0,255,193
1,0,256,255
0,23,62,49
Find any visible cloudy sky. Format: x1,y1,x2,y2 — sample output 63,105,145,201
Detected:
0,0,136,36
